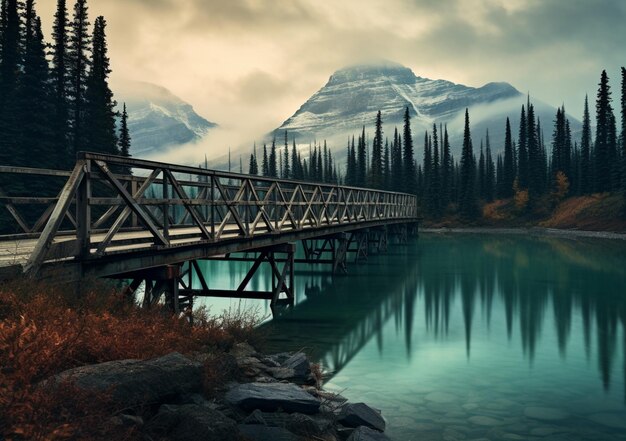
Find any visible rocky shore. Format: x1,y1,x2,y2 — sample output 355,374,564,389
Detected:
50,344,392,441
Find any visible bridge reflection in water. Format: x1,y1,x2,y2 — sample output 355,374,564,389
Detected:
254,234,625,399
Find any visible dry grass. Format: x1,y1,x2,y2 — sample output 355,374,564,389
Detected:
0,279,263,440
540,193,626,231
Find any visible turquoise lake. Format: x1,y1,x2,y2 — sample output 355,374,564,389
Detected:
197,233,626,440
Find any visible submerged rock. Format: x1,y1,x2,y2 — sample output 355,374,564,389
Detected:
225,382,321,414
338,402,386,432
347,426,392,441
523,406,569,421
52,352,202,407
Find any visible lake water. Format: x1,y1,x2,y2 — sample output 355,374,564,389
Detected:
197,233,626,440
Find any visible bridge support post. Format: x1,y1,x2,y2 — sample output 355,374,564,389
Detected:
177,243,297,315
300,234,348,274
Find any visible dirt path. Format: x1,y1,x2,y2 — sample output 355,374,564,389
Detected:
419,227,626,241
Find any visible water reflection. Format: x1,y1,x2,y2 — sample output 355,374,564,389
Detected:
263,234,626,400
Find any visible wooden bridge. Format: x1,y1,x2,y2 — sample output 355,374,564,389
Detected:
0,152,419,313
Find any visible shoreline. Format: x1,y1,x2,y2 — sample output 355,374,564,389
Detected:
419,226,626,241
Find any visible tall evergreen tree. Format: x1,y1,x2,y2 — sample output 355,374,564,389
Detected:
283,131,290,179
594,70,615,192
51,0,70,165
18,2,56,172
84,16,118,155
0,0,21,170
391,128,403,191
67,0,91,158
503,118,515,197
118,103,131,158
430,124,441,215
441,125,452,207
478,141,485,199
356,127,366,187
402,107,417,194
527,103,542,197
580,95,592,193
459,109,477,218
370,111,384,188
269,137,277,178
485,131,495,202
518,105,529,189
261,143,268,176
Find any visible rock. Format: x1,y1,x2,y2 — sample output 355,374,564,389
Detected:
283,352,310,378
347,426,392,441
231,342,258,359
151,404,238,441
287,413,332,436
338,402,386,432
523,406,569,421
225,382,320,414
266,366,296,380
52,353,202,407
238,424,300,441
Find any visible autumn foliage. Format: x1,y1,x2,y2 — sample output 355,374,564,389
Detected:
0,280,262,440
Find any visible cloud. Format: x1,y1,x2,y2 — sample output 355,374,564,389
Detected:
37,0,626,165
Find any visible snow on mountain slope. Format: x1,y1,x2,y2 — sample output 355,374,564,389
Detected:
274,61,578,156
117,81,217,156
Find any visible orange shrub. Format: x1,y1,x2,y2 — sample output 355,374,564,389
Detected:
0,280,262,440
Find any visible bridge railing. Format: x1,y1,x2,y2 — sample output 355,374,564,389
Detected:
0,152,418,274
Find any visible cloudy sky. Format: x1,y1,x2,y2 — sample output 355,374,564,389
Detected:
39,0,626,158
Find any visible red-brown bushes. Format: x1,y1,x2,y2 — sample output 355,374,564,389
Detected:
0,280,262,440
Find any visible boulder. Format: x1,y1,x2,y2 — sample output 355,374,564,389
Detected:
225,382,320,414
238,424,300,441
282,352,310,378
287,412,333,436
347,426,392,441
53,353,202,407
338,403,386,432
151,404,238,441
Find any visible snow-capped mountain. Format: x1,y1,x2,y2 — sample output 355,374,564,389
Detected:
274,61,578,155
117,81,217,156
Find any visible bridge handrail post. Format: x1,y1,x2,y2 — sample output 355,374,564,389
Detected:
76,159,92,258
210,175,216,239
162,170,169,241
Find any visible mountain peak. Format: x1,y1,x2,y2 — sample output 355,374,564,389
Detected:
328,60,416,86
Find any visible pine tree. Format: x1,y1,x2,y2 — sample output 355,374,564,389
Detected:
262,144,268,176
0,0,21,171
18,2,56,171
291,139,299,180
430,124,441,216
478,141,485,199
518,105,529,189
269,138,277,178
391,127,403,191
84,16,118,155
423,131,432,208
527,103,542,197
621,67,626,206
594,70,615,192
370,110,384,188
67,0,91,158
118,103,131,158
485,131,495,202
503,118,515,197
383,139,390,190
580,95,592,193
357,128,366,187
283,131,290,179
459,109,477,218
441,125,452,208
51,0,70,166
402,107,417,194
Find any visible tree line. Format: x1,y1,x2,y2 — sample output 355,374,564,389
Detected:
0,0,130,184
245,69,626,220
